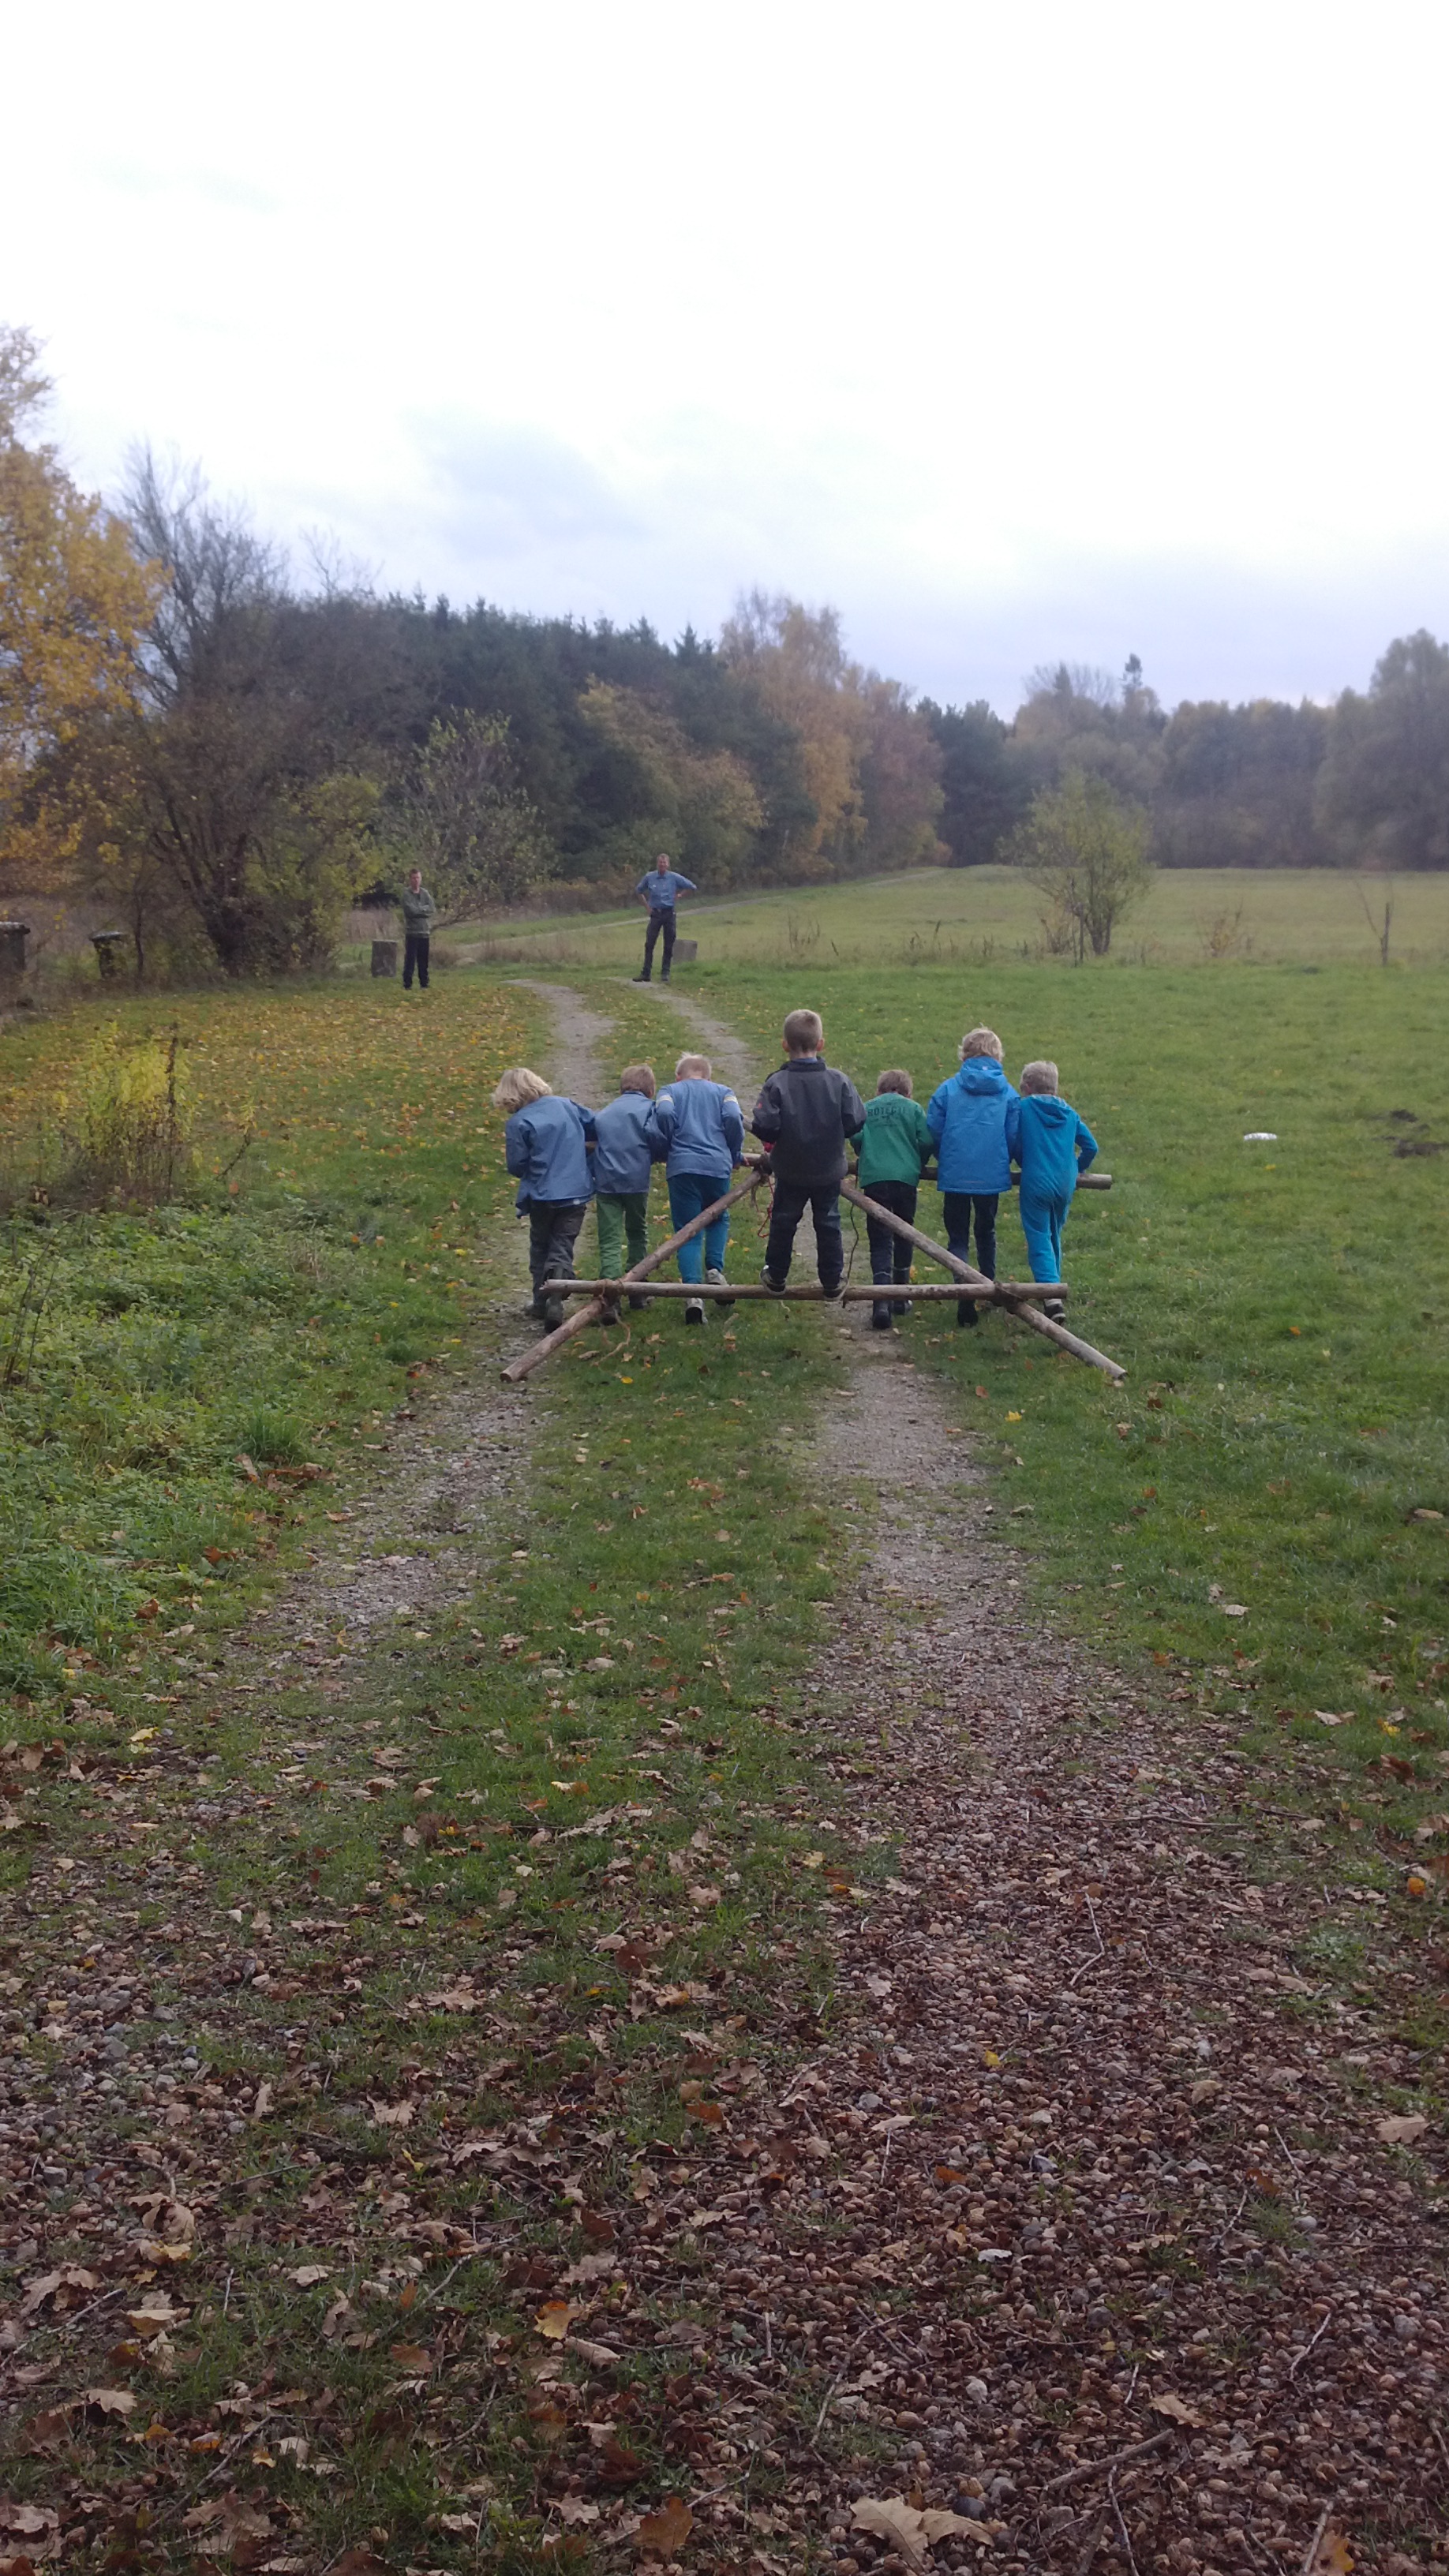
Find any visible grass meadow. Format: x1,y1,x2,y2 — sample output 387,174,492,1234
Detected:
411,862,1449,975
2,903,1447,2559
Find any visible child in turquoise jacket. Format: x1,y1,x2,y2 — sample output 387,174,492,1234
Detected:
1005,1059,1098,1318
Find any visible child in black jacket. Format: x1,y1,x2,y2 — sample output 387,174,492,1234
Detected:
751,1009,867,1295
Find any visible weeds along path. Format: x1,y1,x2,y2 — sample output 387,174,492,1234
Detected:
234,983,611,1659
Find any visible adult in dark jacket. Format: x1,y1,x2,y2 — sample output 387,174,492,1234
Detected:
401,868,436,990
494,1066,597,1329
751,1008,866,1295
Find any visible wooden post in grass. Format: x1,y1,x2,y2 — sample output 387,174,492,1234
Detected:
837,1178,1125,1380
500,1172,766,1383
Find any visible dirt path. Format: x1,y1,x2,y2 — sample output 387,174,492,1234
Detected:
234,983,615,1661
558,981,1445,2567
4,982,1442,2575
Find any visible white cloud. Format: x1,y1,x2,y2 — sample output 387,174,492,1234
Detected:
6,0,1447,708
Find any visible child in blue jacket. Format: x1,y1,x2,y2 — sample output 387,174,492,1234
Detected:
590,1062,658,1309
494,1067,597,1330
925,1027,1017,1329
1005,1059,1099,1319
646,1052,745,1326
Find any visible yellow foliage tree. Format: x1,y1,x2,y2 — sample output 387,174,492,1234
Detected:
579,680,763,882
720,592,867,878
0,328,159,882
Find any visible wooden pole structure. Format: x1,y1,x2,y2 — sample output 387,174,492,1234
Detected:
837,1178,1125,1380
543,1279,1069,1304
500,1172,765,1383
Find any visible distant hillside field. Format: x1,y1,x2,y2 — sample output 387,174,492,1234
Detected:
395,865,1449,975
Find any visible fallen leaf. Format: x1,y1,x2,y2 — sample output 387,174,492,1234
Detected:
1376,2112,1428,2146
84,2387,137,2417
388,2342,432,2372
851,2498,987,2565
1148,2391,1206,2425
369,2095,417,2126
637,2495,694,2554
1307,2528,1355,2576
535,2299,576,2341
288,2264,331,2288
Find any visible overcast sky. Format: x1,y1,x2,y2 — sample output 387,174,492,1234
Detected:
8,0,1448,713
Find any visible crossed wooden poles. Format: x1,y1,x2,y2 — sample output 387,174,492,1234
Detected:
501,1168,1124,1385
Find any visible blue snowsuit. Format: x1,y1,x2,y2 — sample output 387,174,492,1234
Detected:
1005,1093,1099,1283
646,1076,745,1283
926,1055,1018,1280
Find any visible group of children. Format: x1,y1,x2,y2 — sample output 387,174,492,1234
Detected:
492,1009,1097,1333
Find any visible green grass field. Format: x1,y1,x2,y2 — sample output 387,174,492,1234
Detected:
408,863,1449,975
2,921,1446,2563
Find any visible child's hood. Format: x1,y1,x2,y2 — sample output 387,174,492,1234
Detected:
957,1057,1010,1095
1022,1093,1075,1129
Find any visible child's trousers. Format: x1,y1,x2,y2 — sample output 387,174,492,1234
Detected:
766,1181,844,1290
527,1200,587,1306
1020,1191,1068,1283
667,1170,730,1283
941,1190,998,1278
596,1191,649,1279
863,1178,916,1287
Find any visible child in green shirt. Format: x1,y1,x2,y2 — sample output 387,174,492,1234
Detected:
855,1069,934,1331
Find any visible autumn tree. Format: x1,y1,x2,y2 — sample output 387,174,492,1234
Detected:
578,680,762,882
121,451,395,972
0,327,159,886
720,593,941,879
393,710,554,918
1008,770,1153,960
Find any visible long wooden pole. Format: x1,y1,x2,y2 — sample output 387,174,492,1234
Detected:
543,1279,1069,1304
838,1178,1125,1380
500,1172,764,1383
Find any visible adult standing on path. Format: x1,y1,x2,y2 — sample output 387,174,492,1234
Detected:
631,851,696,983
401,867,436,990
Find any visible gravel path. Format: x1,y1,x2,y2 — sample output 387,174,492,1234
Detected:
537,982,1447,2570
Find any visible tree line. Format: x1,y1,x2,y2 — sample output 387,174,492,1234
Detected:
3,323,1448,979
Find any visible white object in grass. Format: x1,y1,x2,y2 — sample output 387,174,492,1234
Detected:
1243,1131,1278,1141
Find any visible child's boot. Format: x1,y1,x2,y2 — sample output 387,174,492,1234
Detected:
684,1296,705,1326
956,1297,978,1327
706,1264,735,1312
871,1300,893,1331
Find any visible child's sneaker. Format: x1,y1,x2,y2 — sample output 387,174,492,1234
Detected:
628,1293,648,1311
706,1264,735,1311
684,1296,705,1326
543,1293,565,1331
1043,1297,1067,1323
759,1266,786,1294
956,1298,978,1327
871,1301,893,1331
893,1297,912,1316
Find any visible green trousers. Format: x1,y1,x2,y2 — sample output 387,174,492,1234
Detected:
596,1191,650,1279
